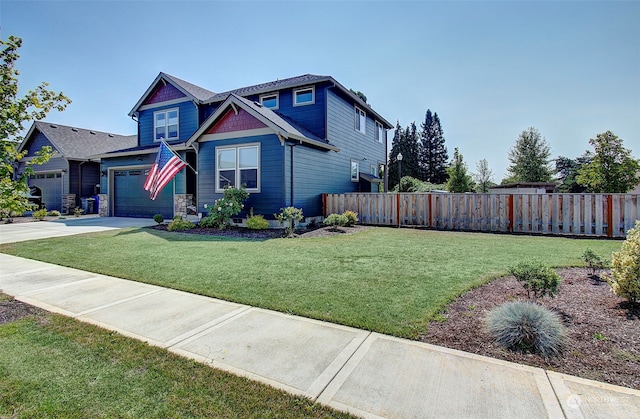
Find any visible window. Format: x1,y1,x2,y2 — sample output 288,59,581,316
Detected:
154,108,179,141
260,93,279,109
350,160,359,182
355,106,366,134
293,86,314,106
216,145,260,192
370,164,377,177
375,121,384,143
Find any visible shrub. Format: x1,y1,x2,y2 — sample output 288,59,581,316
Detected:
246,214,270,230
203,186,249,229
48,210,61,217
582,248,606,278
167,215,194,231
153,214,164,224
485,301,566,357
274,206,303,237
324,213,348,229
32,208,48,221
508,260,561,299
343,210,358,226
607,221,640,303
73,207,84,217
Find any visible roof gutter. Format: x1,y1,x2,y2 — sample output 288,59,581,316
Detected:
90,143,190,159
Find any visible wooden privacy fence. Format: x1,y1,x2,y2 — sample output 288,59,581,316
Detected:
322,193,640,238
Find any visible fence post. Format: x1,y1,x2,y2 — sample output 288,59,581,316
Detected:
322,194,327,217
508,194,514,233
607,194,613,237
397,193,401,227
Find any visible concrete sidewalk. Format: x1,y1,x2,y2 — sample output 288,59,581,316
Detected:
1,254,639,418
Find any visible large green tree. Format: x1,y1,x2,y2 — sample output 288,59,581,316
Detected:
503,127,553,183
446,147,474,192
576,131,639,193
555,155,591,193
1,35,71,218
388,121,420,190
419,109,448,184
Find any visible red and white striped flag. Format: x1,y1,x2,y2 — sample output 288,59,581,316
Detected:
143,141,187,200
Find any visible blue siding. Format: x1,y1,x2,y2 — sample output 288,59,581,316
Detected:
138,100,198,147
197,134,285,218
25,131,57,156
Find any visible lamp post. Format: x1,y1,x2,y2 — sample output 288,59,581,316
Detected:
397,152,403,191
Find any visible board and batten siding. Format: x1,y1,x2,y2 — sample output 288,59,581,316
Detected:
197,134,285,217
138,100,198,147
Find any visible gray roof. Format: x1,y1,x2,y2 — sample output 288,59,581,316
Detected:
207,74,330,102
22,121,137,160
162,72,216,102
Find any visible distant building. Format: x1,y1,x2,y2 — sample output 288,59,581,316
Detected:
489,182,557,194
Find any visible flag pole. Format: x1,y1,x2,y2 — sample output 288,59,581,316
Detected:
161,139,198,175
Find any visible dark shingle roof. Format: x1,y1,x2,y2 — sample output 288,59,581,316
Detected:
207,74,329,102
162,73,216,102
28,122,137,160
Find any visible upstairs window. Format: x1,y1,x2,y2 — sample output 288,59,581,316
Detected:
375,121,384,143
355,106,366,134
260,93,279,109
155,108,179,141
293,86,314,106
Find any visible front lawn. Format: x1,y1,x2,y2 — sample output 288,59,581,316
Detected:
0,227,621,338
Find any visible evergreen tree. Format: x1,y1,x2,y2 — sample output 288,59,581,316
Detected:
446,147,474,192
388,121,421,190
387,121,405,190
576,131,639,193
504,127,553,183
419,109,448,184
473,159,496,193
555,155,590,193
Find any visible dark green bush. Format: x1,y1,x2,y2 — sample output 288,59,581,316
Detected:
324,213,348,229
153,214,164,224
508,260,561,299
167,216,194,231
246,214,270,230
582,248,606,278
485,301,566,357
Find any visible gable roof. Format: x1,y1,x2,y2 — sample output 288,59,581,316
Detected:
128,72,216,116
186,94,339,151
19,121,137,160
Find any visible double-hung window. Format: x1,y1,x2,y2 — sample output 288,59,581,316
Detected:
154,108,179,141
375,121,384,143
216,144,260,192
355,106,366,134
293,86,314,106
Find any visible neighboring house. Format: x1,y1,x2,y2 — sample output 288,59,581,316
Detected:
96,73,392,219
17,122,137,213
489,182,557,194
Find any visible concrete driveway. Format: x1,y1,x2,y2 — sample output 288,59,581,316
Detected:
0,216,157,244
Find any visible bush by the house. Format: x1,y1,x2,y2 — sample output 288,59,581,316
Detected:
32,208,47,221
153,214,164,224
343,210,358,226
582,248,606,278
508,260,561,299
485,301,566,357
47,210,61,217
246,214,270,230
607,221,640,303
73,207,84,217
274,206,303,237
324,213,349,229
167,215,194,231
201,186,249,229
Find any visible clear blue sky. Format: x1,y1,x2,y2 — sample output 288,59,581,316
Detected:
2,0,639,181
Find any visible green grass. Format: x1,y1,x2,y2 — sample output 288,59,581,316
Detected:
0,302,352,418
0,227,620,338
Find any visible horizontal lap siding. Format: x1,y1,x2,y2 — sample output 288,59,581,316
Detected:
197,135,284,218
25,131,57,156
138,100,198,147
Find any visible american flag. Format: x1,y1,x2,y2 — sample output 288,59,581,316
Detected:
143,141,187,200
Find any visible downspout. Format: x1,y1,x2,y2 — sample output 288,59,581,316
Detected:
78,161,86,206
289,143,296,206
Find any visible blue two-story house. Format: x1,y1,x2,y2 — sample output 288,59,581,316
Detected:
97,73,392,220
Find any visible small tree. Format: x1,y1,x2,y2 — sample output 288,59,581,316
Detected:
446,147,473,192
607,221,640,303
509,260,561,299
473,159,495,193
504,127,553,183
1,35,71,219
576,131,640,193
274,206,304,237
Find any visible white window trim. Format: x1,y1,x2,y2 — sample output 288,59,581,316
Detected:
375,121,384,143
215,143,261,193
259,92,279,109
293,86,315,106
355,106,366,135
350,159,359,182
154,108,179,142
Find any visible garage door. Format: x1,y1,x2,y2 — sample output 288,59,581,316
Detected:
113,169,173,218
29,172,63,211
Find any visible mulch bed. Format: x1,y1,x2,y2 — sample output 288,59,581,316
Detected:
0,298,45,325
146,224,371,239
420,268,640,390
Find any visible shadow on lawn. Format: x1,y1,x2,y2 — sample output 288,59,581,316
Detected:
114,226,274,242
